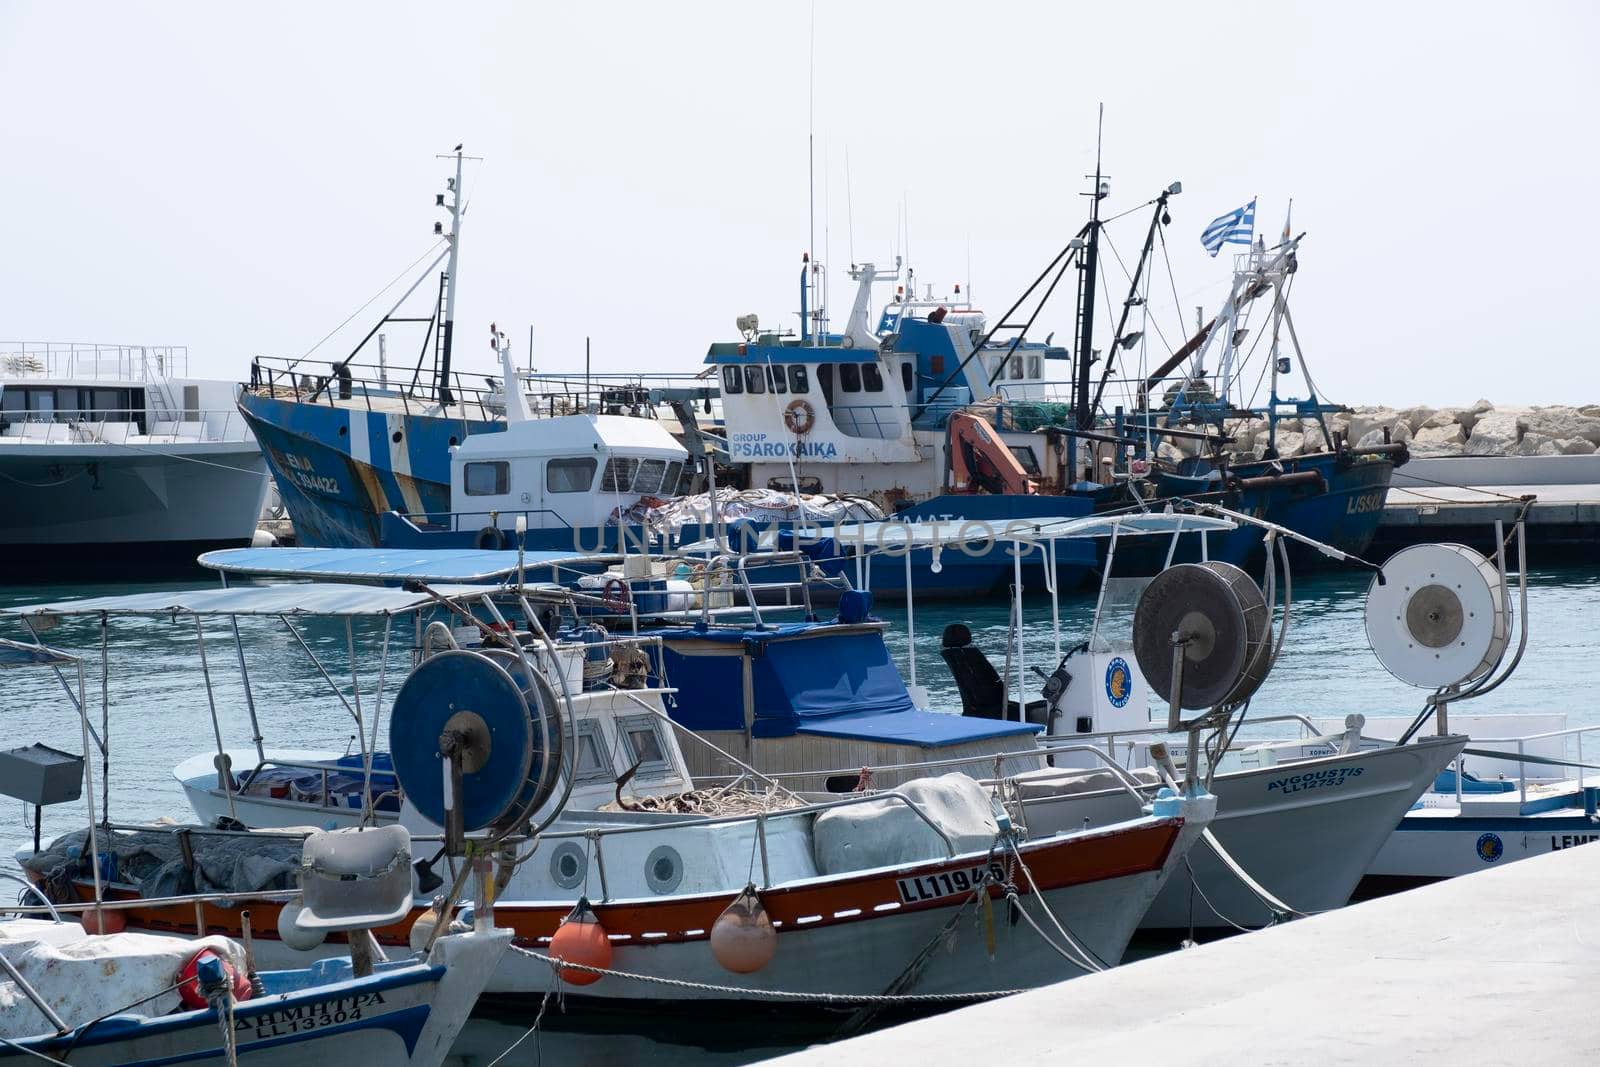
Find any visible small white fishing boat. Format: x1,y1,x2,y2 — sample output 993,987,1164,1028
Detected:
8,583,1215,1019
0,638,508,1067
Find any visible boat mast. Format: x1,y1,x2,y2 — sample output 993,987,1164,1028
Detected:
436,146,466,405
1073,107,1106,433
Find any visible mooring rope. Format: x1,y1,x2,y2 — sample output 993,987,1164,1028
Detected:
509,946,1030,1004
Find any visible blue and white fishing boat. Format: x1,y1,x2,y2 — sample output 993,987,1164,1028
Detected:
0,638,508,1067
709,159,1403,586
237,150,718,549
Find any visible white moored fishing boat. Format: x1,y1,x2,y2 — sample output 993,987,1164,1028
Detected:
0,342,268,574
9,580,1215,1025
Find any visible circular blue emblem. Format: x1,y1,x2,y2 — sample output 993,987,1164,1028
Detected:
1476,832,1504,863
1105,657,1132,708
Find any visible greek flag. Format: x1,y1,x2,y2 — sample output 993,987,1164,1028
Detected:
1201,199,1255,257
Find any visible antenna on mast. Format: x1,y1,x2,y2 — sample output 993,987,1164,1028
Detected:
1072,105,1107,432
433,143,482,406
845,146,856,267
807,0,819,345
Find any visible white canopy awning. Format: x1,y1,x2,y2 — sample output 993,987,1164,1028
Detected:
2,582,503,618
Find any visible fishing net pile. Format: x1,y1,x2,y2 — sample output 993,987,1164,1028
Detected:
611,488,882,531
22,825,307,903
601,783,806,817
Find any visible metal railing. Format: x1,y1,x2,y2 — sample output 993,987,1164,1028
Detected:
0,342,188,382
0,407,250,443
245,355,714,425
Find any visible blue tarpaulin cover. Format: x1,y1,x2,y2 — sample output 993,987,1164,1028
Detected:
651,622,1039,747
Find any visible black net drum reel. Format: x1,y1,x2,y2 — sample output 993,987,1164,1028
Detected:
1133,561,1273,720
388,648,566,846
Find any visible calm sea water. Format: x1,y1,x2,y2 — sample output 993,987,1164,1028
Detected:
1,562,1596,1063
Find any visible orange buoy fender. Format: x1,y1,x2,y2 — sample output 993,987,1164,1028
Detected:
80,908,126,935
549,898,612,986
177,948,252,1009
710,883,776,974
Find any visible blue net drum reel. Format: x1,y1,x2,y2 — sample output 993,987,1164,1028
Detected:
389,648,565,832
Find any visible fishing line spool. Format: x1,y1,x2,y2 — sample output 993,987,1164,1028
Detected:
1363,543,1508,689
1132,561,1273,714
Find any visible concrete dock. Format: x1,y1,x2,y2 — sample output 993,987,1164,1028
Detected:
761,842,1600,1065
1376,454,1600,556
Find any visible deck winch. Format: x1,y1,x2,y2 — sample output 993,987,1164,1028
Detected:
388,648,566,838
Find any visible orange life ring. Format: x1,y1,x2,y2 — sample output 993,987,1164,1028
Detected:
783,398,815,435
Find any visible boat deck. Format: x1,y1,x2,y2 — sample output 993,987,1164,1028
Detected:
760,834,1600,1064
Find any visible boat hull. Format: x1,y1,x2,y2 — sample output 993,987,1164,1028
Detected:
1,929,508,1067
0,442,267,575
1020,735,1466,930
237,392,488,548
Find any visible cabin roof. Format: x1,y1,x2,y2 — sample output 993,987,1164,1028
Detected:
455,413,686,460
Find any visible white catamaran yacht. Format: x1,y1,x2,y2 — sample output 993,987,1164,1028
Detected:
0,342,268,573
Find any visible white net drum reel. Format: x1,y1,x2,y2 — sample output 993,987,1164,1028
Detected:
1364,543,1508,689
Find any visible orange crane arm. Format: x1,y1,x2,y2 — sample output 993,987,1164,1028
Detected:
948,411,1038,495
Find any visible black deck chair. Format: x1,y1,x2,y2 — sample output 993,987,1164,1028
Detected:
939,623,1050,724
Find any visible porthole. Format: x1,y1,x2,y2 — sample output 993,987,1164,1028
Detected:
337,425,348,437
549,841,587,890
644,844,683,894
392,430,403,443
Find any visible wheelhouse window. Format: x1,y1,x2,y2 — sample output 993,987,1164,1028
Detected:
572,721,613,784
463,461,509,496
744,365,765,394
546,457,597,493
662,461,684,495
839,363,862,392
618,714,670,777
787,365,809,393
900,361,913,393
601,457,641,492
721,366,743,394
1027,354,1042,379
634,458,668,494
862,364,884,392
1009,445,1042,476
767,365,787,394
1009,355,1024,380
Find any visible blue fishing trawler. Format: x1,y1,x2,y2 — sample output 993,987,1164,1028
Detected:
709,156,1402,583
237,150,718,550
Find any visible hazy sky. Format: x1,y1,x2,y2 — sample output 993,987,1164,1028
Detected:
3,1,1595,407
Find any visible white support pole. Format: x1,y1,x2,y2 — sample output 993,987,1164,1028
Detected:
78,662,105,914
904,548,917,687
1013,546,1025,721
346,618,372,819
194,615,238,823
1045,537,1061,664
